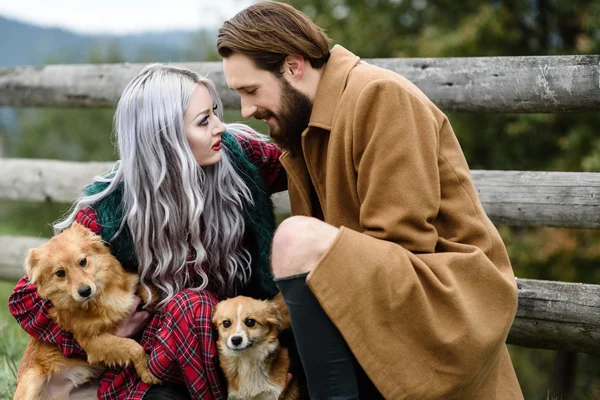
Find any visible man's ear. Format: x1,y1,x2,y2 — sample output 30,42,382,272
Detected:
282,54,306,81
24,248,41,284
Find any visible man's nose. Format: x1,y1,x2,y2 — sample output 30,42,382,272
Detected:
240,97,257,119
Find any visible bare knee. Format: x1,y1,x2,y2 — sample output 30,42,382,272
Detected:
271,216,339,278
273,216,313,250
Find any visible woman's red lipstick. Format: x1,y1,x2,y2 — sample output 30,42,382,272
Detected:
212,139,222,150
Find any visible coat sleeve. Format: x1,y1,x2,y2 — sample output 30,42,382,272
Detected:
307,79,518,399
8,208,102,359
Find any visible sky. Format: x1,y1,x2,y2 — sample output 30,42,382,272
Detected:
0,0,256,34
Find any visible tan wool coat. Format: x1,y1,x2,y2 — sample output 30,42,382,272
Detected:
279,45,523,399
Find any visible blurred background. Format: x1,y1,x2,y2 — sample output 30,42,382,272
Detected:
1,0,599,398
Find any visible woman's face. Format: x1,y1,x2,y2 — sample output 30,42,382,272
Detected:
183,84,226,166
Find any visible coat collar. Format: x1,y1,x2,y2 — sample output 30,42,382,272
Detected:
280,45,360,162
308,45,361,131
279,45,360,215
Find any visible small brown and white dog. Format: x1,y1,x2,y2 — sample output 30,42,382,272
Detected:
212,294,300,400
14,222,161,400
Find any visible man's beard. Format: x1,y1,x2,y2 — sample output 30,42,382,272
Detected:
256,77,312,156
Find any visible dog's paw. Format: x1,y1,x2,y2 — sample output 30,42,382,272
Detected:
134,354,162,385
138,368,162,385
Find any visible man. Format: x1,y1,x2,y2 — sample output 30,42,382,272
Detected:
218,2,523,399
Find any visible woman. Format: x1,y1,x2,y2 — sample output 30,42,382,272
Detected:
9,64,286,399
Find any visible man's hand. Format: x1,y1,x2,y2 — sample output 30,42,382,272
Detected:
115,296,153,338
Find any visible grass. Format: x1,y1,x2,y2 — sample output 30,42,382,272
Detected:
0,280,28,399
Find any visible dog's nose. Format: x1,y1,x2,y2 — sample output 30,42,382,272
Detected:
231,336,243,346
78,285,92,298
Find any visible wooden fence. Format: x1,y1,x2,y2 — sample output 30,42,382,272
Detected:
1,56,600,354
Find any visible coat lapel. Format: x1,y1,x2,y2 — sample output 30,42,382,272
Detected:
282,45,361,219
280,150,312,215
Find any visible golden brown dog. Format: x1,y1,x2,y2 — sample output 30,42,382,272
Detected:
212,294,299,400
14,222,161,400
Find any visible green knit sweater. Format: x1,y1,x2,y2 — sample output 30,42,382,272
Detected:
83,132,278,300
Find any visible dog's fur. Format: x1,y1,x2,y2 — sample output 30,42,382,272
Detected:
212,294,299,400
14,222,161,400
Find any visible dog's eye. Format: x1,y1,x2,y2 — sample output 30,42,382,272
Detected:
79,258,87,267
245,318,256,328
55,270,66,278
222,320,231,328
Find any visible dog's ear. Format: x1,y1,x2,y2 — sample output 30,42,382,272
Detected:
270,293,291,331
24,248,41,284
70,222,94,237
212,303,221,327
265,304,284,332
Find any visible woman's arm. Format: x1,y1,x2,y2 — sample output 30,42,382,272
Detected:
8,207,101,358
236,135,288,194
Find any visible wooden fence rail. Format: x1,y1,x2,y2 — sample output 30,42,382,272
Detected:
1,54,599,112
508,279,600,354
2,159,600,228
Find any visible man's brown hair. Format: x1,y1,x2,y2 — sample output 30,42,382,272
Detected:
217,2,331,75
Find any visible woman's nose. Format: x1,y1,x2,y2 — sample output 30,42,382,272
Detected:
214,120,226,136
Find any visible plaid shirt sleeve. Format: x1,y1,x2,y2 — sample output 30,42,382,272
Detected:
98,290,226,400
235,134,287,194
8,207,101,359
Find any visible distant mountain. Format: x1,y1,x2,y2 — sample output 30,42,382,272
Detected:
0,16,218,136
0,15,214,67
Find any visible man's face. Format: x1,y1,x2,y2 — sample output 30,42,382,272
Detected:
223,53,313,154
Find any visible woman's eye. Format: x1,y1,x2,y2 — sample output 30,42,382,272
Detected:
247,88,257,95
245,318,256,328
198,117,209,126
55,270,66,278
222,320,231,328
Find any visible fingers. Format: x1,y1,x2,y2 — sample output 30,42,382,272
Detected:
115,308,152,338
132,295,142,311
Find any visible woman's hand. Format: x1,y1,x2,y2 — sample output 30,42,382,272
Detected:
115,296,153,338
278,373,293,399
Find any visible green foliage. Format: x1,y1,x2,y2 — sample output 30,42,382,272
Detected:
0,280,29,399
13,108,116,162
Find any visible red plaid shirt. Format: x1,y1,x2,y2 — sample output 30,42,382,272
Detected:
9,135,285,399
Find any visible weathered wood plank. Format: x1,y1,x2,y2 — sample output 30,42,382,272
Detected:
508,278,600,354
472,170,600,228
2,159,600,228
1,55,599,112
0,235,46,281
0,158,116,203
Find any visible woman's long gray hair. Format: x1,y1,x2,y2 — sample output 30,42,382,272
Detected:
55,64,267,308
